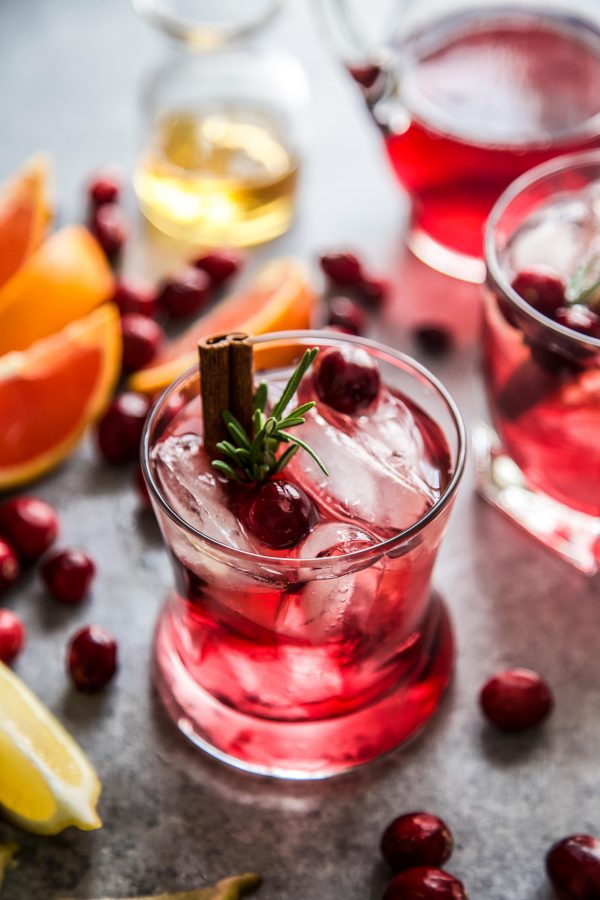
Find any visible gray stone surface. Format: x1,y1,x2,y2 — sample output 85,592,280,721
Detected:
0,2,599,898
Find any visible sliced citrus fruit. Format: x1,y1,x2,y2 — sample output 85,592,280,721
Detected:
0,303,121,490
0,225,114,355
129,258,316,394
0,660,101,835
0,155,51,290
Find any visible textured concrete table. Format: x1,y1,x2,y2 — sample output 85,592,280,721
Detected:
1,2,599,898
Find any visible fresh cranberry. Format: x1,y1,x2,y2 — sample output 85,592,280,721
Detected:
88,170,121,207
360,274,388,309
112,278,158,319
348,62,382,90
554,305,600,339
320,252,364,288
67,625,118,692
41,549,96,604
383,867,467,900
546,834,600,900
192,250,244,286
134,465,152,508
241,480,316,549
96,392,151,464
0,540,20,595
0,610,25,664
0,498,59,563
314,346,380,415
381,813,454,873
159,267,212,320
511,269,565,319
327,296,366,335
90,203,128,263
121,313,164,373
413,325,453,356
480,667,553,732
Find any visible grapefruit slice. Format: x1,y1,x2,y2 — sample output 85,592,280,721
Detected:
0,303,121,489
0,155,51,290
0,225,114,355
0,660,101,835
129,258,316,394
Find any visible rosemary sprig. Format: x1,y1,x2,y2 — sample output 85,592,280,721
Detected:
211,348,329,485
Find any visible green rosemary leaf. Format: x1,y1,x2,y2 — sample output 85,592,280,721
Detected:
288,401,315,418
215,441,241,462
212,460,241,481
273,444,299,473
277,416,305,429
270,348,318,420
254,381,268,412
273,430,329,476
223,411,251,449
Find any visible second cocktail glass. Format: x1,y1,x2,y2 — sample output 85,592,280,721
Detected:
142,331,465,778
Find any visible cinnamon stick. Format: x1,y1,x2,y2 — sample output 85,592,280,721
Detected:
198,332,254,457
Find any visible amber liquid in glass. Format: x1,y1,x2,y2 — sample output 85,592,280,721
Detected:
135,108,299,246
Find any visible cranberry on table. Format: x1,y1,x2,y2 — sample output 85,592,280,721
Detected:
480,667,553,732
67,625,118,692
546,834,600,900
41,549,96,604
381,813,454,873
0,609,25,665
327,296,366,335
314,346,381,415
382,866,467,900
192,249,244,285
360,273,388,309
511,269,565,319
241,480,316,549
319,251,364,288
88,170,121,207
121,313,164,373
554,305,600,339
0,497,59,563
413,325,453,356
112,278,158,319
89,203,128,262
96,392,152,464
159,267,212,320
0,540,20,596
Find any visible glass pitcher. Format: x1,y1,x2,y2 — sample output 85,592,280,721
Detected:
318,0,600,282
133,0,309,247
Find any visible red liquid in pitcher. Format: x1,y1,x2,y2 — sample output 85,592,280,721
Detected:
386,11,600,260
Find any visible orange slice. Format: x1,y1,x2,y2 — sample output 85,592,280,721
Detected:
0,304,121,490
129,258,316,394
0,155,51,290
0,225,114,355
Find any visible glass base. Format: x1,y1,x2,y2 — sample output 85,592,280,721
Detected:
474,423,600,575
407,226,485,284
153,593,454,780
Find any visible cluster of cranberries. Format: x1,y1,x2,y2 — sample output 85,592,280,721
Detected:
319,251,387,338
0,496,117,692
375,668,599,899
87,168,245,375
509,268,600,339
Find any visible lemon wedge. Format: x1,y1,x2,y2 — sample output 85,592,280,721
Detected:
0,661,101,835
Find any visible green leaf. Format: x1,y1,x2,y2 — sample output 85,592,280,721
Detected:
211,460,241,481
223,412,251,449
254,381,268,412
273,430,329,476
273,444,299,473
270,348,318,420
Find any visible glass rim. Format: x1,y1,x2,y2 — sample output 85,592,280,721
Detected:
132,0,284,47
484,148,600,350
141,330,466,569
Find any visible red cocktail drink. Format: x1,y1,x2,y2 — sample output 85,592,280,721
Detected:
143,333,465,777
479,152,600,573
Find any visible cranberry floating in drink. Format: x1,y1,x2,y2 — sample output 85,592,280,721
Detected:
320,2,600,280
142,332,464,776
477,151,600,574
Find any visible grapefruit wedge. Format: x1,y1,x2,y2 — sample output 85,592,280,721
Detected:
129,258,316,394
0,303,121,490
0,155,51,290
0,225,114,355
